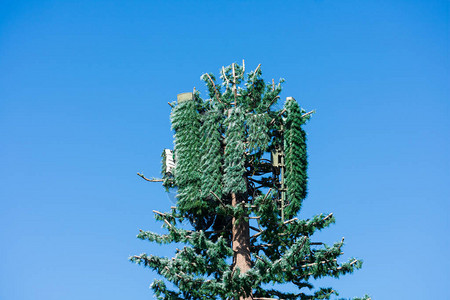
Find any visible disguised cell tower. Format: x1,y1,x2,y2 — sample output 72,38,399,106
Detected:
132,62,365,300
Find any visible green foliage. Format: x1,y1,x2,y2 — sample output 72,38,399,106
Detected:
247,112,270,152
352,295,372,300
199,106,224,200
132,62,366,299
223,106,247,194
284,97,308,219
171,98,210,229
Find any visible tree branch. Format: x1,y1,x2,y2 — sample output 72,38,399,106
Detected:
152,210,166,217
336,259,358,270
252,243,273,248
137,173,163,182
249,225,262,232
221,66,230,87
210,191,227,208
262,188,272,203
301,110,316,119
163,219,173,229
254,64,261,76
266,95,280,112
283,217,298,225
205,73,222,103
322,213,333,222
269,108,287,125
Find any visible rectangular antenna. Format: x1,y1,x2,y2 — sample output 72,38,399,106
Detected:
177,92,193,103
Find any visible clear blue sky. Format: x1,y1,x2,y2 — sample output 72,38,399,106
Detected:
1,1,448,299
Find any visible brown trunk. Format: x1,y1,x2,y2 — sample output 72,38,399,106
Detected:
231,193,252,300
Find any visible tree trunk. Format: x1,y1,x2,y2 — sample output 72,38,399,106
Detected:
231,193,252,300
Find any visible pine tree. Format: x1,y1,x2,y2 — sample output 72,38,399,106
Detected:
132,62,368,300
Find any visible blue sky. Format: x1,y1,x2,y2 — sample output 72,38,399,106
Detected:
0,1,448,299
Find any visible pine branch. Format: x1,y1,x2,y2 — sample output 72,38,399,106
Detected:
252,243,273,248
319,213,333,223
221,66,230,87
300,258,337,268
250,230,265,239
266,95,280,112
301,110,315,119
210,191,227,208
262,188,272,202
337,259,358,270
152,210,166,217
137,173,163,182
283,217,298,225
253,64,261,76
232,63,237,102
249,225,262,233
163,219,173,228
205,73,222,103
269,108,286,125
